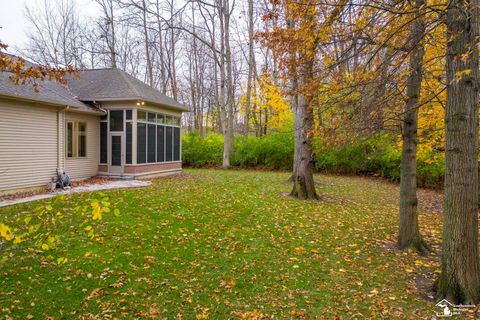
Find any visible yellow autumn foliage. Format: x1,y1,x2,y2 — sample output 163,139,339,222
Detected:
240,74,292,132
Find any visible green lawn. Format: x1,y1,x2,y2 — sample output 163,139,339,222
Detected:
0,169,442,319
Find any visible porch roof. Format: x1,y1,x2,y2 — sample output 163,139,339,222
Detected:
67,68,189,112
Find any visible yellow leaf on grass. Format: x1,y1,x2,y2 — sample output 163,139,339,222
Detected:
92,207,102,220
294,246,305,253
0,223,12,241
196,314,208,320
41,243,49,250
13,236,23,244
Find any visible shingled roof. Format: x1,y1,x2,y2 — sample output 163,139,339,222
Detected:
68,68,189,112
0,70,102,113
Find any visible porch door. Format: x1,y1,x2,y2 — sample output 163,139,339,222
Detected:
109,132,124,174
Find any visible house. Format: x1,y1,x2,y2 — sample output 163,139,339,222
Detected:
0,66,188,195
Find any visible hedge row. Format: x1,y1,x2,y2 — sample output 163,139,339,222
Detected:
182,132,445,188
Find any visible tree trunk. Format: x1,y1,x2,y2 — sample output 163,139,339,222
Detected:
221,0,234,168
169,2,178,100
397,0,428,254
436,0,480,304
290,91,317,200
109,0,117,68
243,0,255,143
155,0,167,93
290,56,317,200
141,0,153,87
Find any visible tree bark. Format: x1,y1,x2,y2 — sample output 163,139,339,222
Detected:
436,0,480,304
155,0,167,93
397,0,428,254
243,0,255,142
109,0,117,68
220,0,234,168
290,57,318,200
290,92,317,199
141,0,153,87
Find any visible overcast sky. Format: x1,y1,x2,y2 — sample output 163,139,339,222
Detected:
0,0,100,52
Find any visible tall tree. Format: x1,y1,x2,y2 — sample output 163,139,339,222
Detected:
95,0,117,68
222,0,235,168
397,0,429,253
243,0,255,141
24,0,85,67
436,0,480,304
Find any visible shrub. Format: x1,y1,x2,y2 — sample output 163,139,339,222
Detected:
182,131,294,170
182,132,223,167
232,132,294,169
182,131,446,188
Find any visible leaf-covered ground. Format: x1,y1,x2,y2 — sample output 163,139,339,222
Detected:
0,169,449,319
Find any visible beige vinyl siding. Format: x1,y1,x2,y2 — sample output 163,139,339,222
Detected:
0,100,62,193
65,112,100,179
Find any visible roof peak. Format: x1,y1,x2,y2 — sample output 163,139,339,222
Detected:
67,68,189,112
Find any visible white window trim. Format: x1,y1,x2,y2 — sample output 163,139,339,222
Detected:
66,121,87,159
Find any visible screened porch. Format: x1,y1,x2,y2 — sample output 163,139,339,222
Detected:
99,107,182,176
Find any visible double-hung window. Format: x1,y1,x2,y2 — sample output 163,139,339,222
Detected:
66,121,87,158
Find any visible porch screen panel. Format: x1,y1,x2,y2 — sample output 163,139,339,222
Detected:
166,126,173,161
137,123,147,164
111,136,122,166
173,127,180,161
147,124,156,163
157,125,165,162
126,122,132,164
110,110,124,131
100,122,107,163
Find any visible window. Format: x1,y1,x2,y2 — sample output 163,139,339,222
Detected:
137,123,147,164
148,112,156,122
157,126,165,162
78,123,86,157
136,109,181,164
66,121,87,158
110,110,124,131
173,127,180,161
67,122,73,158
126,122,132,164
100,122,107,163
147,124,156,163
138,110,147,121
126,109,132,120
157,114,165,124
166,126,173,161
